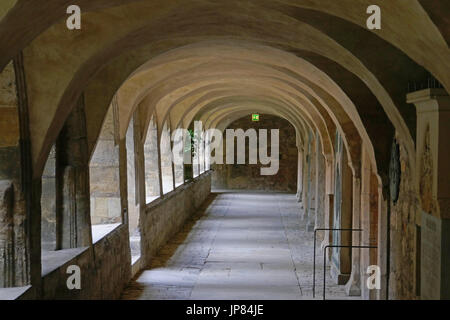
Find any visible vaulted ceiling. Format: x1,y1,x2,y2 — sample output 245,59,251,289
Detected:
0,0,448,182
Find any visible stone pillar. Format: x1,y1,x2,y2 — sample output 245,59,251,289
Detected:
314,136,326,239
156,119,164,197
407,88,450,300
0,181,14,287
0,59,31,288
125,115,139,234
321,160,334,257
330,136,352,284
345,157,362,296
56,95,92,249
132,112,145,235
306,133,316,231
377,187,388,300
301,149,309,217
296,145,303,203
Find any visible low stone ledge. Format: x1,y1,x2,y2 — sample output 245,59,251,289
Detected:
0,285,32,300
145,170,212,212
140,170,212,268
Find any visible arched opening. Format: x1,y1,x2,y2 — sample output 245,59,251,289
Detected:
89,104,122,242
143,116,161,203
160,122,174,194
40,145,56,252
126,114,141,264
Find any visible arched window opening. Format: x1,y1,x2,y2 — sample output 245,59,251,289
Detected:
199,129,205,174
41,145,57,252
144,116,161,203
126,115,141,263
205,130,211,171
192,126,200,178
160,122,174,194
172,127,185,188
89,105,122,243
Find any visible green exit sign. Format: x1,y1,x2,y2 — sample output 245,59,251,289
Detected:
252,114,260,121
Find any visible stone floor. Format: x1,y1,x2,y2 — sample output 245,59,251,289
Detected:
121,192,360,300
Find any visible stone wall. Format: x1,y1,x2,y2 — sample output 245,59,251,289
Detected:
13,172,211,299
140,172,211,266
36,224,130,300
0,61,30,288
389,139,418,299
212,115,297,192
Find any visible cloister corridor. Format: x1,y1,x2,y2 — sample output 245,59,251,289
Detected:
121,192,355,300
0,1,449,302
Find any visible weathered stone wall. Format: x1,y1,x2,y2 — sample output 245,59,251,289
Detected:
0,61,30,288
15,171,211,299
212,115,297,192
140,172,211,266
389,139,418,299
0,62,19,148
37,224,130,300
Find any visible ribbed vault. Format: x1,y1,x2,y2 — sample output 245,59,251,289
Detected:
0,0,447,186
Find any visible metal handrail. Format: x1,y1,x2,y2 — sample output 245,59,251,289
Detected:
322,244,377,300
313,228,363,298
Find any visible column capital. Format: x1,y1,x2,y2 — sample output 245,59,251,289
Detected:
407,88,450,112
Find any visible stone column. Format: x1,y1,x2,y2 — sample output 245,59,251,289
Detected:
407,88,450,300
0,181,14,287
321,160,334,257
377,188,388,300
125,115,140,234
0,59,31,288
132,111,145,235
156,119,164,197
306,134,316,231
301,149,309,217
296,145,303,203
330,141,353,284
314,136,326,239
56,95,92,249
345,157,362,296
